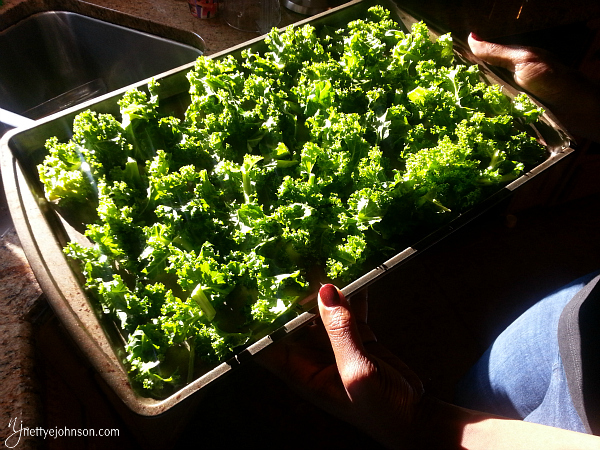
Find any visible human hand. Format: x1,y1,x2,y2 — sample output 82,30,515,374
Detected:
257,284,424,449
468,33,600,143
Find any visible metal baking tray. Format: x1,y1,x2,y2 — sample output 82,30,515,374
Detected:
0,0,574,419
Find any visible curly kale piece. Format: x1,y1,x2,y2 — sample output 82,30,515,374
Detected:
38,138,96,207
71,110,129,178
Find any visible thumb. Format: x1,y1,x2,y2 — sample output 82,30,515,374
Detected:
467,32,571,108
467,32,530,72
318,284,375,394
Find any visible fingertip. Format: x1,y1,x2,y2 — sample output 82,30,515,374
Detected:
467,32,486,54
319,283,342,307
469,31,483,41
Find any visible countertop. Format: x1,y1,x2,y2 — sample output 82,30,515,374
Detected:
2,0,600,448
0,0,309,56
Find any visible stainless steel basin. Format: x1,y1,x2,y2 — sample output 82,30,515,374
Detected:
0,9,204,233
0,11,204,129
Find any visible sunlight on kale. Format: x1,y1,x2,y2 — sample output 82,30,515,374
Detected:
37,6,546,397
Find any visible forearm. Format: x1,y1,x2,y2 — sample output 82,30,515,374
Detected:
467,34,600,144
463,416,600,450
409,395,600,450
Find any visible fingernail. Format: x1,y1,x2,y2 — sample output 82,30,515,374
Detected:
470,32,483,41
319,284,341,307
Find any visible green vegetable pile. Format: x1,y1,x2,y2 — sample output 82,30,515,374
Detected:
37,6,546,397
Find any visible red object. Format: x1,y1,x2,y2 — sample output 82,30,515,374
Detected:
188,0,218,18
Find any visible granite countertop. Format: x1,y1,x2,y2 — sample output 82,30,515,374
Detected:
1,0,600,448
0,0,308,55
0,229,43,450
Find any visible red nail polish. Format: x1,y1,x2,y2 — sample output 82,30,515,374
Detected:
319,284,340,307
470,32,483,41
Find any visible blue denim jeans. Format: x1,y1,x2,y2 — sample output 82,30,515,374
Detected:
454,271,600,433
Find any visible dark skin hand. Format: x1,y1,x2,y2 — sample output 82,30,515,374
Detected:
468,33,600,143
257,285,423,449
